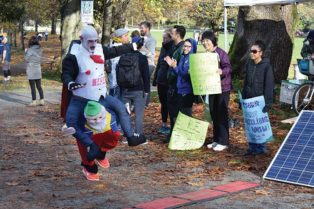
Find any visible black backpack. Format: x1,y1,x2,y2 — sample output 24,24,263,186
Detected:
116,52,142,88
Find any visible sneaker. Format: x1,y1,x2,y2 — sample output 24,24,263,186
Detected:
39,99,45,106
127,133,147,146
213,144,228,151
96,158,110,168
158,126,171,135
207,142,218,149
61,124,76,136
7,76,11,80
82,168,99,181
28,100,37,106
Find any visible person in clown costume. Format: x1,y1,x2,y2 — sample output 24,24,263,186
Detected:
81,101,120,181
62,25,146,178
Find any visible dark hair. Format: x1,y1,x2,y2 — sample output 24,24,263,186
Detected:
253,40,266,52
139,21,151,30
28,36,40,48
131,30,140,38
173,25,186,39
201,30,217,46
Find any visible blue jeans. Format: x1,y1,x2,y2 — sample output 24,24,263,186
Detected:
109,86,121,99
66,95,133,146
248,142,266,154
121,90,146,134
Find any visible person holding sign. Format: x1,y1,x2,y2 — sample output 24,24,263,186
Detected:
165,38,197,117
241,40,274,156
201,31,232,152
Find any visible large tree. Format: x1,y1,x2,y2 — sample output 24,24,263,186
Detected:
229,5,297,83
59,0,81,58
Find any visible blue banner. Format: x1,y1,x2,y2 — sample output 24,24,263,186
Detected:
240,94,273,144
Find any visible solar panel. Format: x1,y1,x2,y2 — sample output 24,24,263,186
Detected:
263,110,314,188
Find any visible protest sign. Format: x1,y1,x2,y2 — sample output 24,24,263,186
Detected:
168,112,209,150
240,93,273,143
189,53,221,95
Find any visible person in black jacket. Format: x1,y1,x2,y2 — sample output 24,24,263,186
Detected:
241,40,274,156
152,29,173,135
119,37,150,135
61,25,146,180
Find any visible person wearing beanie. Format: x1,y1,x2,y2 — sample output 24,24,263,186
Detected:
108,28,129,98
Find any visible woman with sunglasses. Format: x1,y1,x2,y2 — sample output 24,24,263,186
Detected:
241,40,274,156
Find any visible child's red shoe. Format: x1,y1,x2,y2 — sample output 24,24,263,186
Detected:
82,168,100,181
96,158,110,168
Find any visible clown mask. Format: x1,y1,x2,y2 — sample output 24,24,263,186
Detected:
80,25,98,54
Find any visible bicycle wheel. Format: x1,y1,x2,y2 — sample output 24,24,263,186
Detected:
292,82,314,115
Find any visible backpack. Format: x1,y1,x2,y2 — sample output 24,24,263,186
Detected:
116,52,142,88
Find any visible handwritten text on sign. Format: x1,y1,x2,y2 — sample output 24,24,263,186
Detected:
168,112,209,150
241,95,273,144
189,53,221,95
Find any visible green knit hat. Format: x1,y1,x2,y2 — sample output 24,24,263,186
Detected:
84,101,102,118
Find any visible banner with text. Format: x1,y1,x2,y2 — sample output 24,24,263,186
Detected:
168,112,209,150
189,53,221,95
240,94,273,144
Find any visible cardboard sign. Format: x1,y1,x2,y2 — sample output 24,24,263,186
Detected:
189,53,222,95
168,112,209,150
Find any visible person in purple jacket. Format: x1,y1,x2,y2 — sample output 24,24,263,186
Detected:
201,31,232,152
166,38,197,116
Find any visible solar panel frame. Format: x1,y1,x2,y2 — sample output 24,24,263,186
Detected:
263,110,314,188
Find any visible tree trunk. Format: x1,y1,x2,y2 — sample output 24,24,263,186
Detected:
229,5,296,83
60,0,82,58
102,4,112,45
35,21,38,33
13,27,17,47
19,21,25,50
51,17,56,35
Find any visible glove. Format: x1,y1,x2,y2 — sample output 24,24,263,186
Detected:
136,38,144,49
87,142,103,161
262,105,270,113
68,82,86,91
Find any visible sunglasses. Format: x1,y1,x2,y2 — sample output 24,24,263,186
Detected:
250,49,260,54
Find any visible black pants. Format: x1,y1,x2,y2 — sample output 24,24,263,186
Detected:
167,86,179,132
209,91,230,146
29,79,44,100
157,84,169,123
178,93,194,117
3,69,11,77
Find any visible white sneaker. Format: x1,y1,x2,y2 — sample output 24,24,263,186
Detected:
213,144,228,151
207,142,218,149
28,100,37,106
7,76,11,80
39,99,45,106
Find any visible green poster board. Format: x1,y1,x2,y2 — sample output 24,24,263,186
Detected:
168,112,209,150
189,53,221,95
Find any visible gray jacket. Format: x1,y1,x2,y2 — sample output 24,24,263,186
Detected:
25,45,42,79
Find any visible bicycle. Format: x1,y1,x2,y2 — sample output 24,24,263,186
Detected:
292,59,314,114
